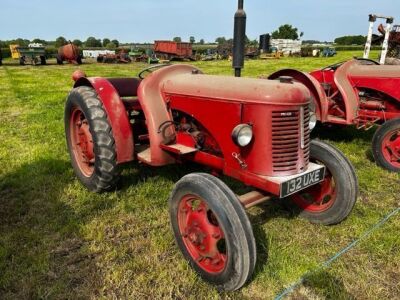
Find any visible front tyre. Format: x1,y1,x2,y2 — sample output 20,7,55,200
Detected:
169,173,256,291
287,140,358,225
372,118,400,172
65,86,120,192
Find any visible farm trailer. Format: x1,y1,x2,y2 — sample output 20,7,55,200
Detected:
10,44,46,65
154,40,194,61
64,0,358,291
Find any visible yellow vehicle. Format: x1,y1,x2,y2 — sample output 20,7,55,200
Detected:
9,44,46,65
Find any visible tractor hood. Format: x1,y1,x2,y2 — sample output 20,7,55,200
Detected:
161,72,310,106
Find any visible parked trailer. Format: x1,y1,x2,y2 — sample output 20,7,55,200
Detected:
10,44,46,65
57,42,82,65
64,0,358,291
154,40,193,60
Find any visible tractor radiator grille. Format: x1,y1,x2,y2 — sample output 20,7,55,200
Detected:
271,106,310,173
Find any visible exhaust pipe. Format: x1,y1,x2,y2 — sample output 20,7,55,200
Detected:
233,0,246,77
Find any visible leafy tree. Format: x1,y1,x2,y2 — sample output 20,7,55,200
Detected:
173,37,182,42
334,35,366,45
102,38,111,47
199,39,205,45
271,24,302,40
85,37,102,47
215,37,227,45
105,42,117,49
189,36,195,44
55,36,68,47
72,39,83,47
111,39,119,47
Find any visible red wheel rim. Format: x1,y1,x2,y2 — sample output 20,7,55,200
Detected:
292,168,336,213
381,128,400,169
178,195,227,274
70,107,95,177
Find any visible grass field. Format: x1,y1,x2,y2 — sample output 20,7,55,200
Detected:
0,51,399,300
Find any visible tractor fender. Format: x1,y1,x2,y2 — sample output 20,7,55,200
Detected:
268,69,329,122
137,64,203,166
74,77,134,164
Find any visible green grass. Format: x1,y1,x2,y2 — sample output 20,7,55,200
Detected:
0,51,399,299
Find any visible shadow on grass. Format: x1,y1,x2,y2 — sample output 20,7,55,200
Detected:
0,158,105,299
291,269,356,299
312,123,376,143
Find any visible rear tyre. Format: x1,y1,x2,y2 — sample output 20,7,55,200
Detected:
40,56,46,65
169,173,256,291
286,140,358,225
65,86,120,192
77,55,82,65
19,57,25,65
372,118,400,172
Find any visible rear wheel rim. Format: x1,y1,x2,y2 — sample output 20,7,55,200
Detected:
178,195,227,274
70,107,95,177
292,167,337,213
381,129,400,168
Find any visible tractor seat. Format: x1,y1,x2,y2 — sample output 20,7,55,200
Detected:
108,78,141,97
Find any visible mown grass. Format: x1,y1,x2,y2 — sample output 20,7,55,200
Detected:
0,51,399,299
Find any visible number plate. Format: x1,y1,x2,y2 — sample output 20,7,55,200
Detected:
280,166,326,198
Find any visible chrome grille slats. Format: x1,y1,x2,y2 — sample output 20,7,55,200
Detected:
271,106,310,173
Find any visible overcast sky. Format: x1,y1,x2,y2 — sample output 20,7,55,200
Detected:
1,0,399,43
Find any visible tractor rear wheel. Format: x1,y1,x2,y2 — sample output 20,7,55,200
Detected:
372,118,400,172
285,140,358,225
65,86,120,192
169,173,256,291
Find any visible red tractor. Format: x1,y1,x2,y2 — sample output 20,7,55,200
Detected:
269,58,400,172
64,1,358,291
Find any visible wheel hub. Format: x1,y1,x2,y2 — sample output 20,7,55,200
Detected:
382,129,400,166
70,107,95,177
178,195,227,274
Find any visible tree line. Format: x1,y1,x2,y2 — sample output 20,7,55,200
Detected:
0,37,121,49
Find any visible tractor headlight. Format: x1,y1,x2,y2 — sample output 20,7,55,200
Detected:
309,111,317,130
308,102,317,131
232,124,253,147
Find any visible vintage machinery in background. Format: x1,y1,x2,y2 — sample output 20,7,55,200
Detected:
154,40,194,61
270,58,400,172
373,23,400,65
9,43,46,65
96,49,131,63
364,14,394,64
57,42,82,65
64,0,358,291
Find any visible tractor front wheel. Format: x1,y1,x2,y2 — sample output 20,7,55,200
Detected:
286,140,358,225
372,118,400,172
169,173,256,291
65,86,120,192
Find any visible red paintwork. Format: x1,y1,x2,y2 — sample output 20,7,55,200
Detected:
178,194,227,273
381,128,400,168
70,107,94,177
292,169,336,212
154,41,192,57
270,59,400,126
70,64,317,197
59,43,80,64
74,77,134,164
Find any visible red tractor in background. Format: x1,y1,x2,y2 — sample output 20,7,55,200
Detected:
64,0,358,290
269,58,400,172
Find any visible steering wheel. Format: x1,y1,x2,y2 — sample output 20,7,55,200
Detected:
138,63,171,79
